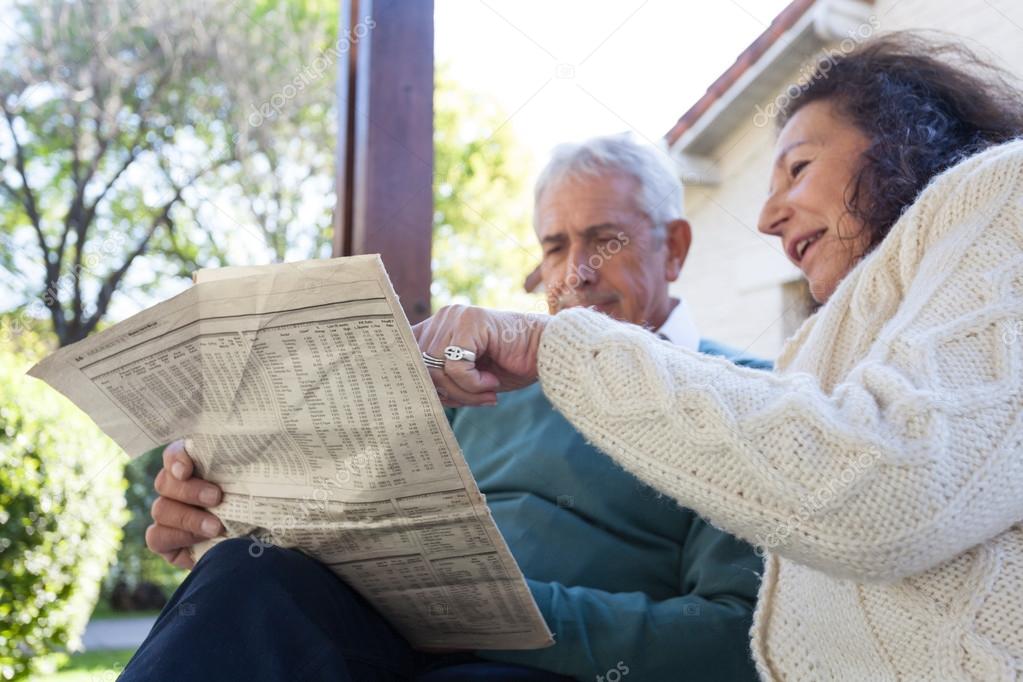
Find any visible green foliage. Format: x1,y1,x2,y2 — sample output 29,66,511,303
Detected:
0,1,237,345
98,446,185,604
0,311,57,364
433,70,543,311
0,0,340,346
0,350,128,681
1,1,540,345
0,6,541,655
25,647,134,682
214,0,340,264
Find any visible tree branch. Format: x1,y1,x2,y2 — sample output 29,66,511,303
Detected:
65,64,176,318
79,123,151,230
1,101,52,271
79,158,227,340
78,66,173,199
1,98,68,340
59,105,84,269
77,193,177,341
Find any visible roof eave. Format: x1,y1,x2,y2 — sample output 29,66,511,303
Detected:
665,0,876,184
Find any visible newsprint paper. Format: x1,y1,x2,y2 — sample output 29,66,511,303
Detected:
29,255,554,651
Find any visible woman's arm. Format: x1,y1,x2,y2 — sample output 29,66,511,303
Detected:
537,140,1023,582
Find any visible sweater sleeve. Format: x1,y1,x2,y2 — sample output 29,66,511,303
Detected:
477,524,761,681
536,140,1023,582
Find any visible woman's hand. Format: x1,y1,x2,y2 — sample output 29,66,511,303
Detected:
413,305,549,407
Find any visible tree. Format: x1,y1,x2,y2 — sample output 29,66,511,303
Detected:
0,0,541,641
207,0,341,264
1,1,227,345
0,0,342,346
432,69,541,312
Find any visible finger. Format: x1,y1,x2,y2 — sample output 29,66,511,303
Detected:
151,496,223,538
441,379,496,405
412,319,428,343
427,351,498,405
417,307,496,405
169,549,196,571
440,396,492,408
146,522,205,555
413,308,446,349
438,388,466,409
444,355,500,396
162,439,194,481
154,467,222,507
157,547,196,571
429,366,496,406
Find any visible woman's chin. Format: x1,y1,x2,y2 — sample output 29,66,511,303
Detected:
807,276,835,304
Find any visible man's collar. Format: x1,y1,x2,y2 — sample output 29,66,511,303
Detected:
653,298,700,351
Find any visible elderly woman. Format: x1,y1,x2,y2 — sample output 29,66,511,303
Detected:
416,34,1023,680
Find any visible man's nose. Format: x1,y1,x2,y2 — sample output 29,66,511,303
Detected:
567,244,598,285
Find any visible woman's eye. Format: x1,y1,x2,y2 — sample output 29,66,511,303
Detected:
544,247,562,256
791,160,809,177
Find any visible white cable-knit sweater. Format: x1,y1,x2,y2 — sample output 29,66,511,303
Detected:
536,139,1023,681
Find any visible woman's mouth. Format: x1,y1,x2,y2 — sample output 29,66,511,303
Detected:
794,229,827,264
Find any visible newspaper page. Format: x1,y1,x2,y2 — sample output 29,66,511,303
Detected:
28,255,554,651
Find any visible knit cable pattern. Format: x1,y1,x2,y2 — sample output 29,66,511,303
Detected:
537,139,1023,680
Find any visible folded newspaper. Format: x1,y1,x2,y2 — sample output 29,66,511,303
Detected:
29,255,554,651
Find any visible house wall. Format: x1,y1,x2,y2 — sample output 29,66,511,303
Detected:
671,0,1023,360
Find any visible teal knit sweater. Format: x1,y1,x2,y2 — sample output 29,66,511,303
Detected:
455,340,770,680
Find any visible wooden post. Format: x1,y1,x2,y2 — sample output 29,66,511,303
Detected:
333,0,434,324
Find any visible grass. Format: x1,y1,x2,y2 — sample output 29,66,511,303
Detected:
27,649,136,682
23,604,155,680
88,601,163,621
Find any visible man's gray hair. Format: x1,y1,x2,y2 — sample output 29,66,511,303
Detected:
533,133,685,232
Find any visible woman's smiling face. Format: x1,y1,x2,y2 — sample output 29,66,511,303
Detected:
758,100,874,303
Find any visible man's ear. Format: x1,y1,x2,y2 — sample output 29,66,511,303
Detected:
663,219,692,282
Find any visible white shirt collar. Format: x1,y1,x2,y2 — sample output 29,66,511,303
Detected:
654,298,700,351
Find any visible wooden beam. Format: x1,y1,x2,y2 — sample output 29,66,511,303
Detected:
334,0,434,324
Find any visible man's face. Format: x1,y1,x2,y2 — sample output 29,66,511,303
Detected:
535,171,688,328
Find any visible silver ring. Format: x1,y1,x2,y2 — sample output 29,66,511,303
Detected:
422,351,445,369
444,346,477,363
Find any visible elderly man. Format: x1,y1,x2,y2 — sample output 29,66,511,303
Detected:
123,134,769,681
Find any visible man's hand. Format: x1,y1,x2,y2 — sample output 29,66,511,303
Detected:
412,305,549,407
146,440,224,570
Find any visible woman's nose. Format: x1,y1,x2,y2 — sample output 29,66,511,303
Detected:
758,192,792,236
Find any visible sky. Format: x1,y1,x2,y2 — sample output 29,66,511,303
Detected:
434,0,793,178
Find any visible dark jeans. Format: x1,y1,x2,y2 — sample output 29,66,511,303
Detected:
120,538,571,681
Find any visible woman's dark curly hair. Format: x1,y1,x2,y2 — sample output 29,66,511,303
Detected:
779,32,1023,249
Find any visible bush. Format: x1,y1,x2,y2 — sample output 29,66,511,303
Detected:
99,445,186,612
0,348,128,681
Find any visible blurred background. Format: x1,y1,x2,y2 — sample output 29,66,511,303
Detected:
1,0,1021,679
